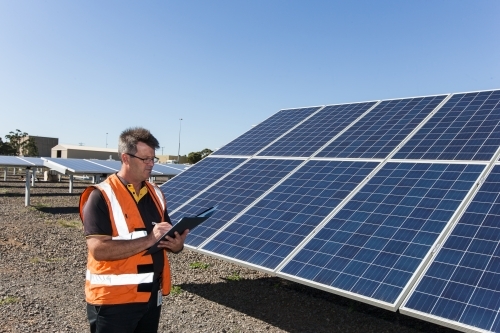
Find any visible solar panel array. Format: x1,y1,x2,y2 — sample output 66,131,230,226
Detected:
159,89,500,333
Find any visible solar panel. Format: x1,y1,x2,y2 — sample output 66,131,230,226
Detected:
0,156,45,167
257,102,376,157
278,162,484,309
158,89,500,331
394,90,500,161
85,159,121,172
0,156,47,206
401,164,500,332
201,160,378,270
153,163,190,174
170,158,303,247
160,157,246,212
17,157,46,166
212,107,321,156
42,157,118,174
316,96,447,159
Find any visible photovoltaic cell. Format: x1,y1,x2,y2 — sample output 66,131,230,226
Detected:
279,162,484,307
394,90,500,161
212,107,320,156
316,96,446,159
171,158,303,247
401,165,500,332
159,157,245,212
257,102,376,157
202,160,378,270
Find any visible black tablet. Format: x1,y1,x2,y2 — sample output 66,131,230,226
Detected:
144,206,217,255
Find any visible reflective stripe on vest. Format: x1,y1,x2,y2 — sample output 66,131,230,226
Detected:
86,270,154,285
96,182,148,241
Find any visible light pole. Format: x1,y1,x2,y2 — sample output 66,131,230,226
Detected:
177,118,183,163
106,133,108,148
161,147,164,155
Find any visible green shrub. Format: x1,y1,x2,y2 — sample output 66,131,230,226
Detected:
0,296,19,305
189,261,210,269
171,285,182,295
57,219,82,229
226,272,242,281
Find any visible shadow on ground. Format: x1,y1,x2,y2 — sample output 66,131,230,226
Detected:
35,206,80,214
0,192,82,198
180,277,458,333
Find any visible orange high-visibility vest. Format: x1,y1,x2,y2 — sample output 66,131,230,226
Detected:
79,174,171,305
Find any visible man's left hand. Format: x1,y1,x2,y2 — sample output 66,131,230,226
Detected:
158,228,189,253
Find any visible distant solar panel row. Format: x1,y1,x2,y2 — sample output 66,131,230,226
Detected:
160,89,500,333
0,156,45,167
40,157,186,176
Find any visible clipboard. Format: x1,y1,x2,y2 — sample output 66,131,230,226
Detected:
144,206,217,255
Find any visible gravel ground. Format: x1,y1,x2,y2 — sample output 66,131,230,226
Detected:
0,174,460,333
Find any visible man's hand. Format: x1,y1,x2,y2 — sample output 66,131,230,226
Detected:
153,223,189,253
150,222,173,243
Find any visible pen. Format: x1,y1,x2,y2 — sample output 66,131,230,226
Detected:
152,222,157,226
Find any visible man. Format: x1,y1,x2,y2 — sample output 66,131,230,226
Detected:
79,127,188,333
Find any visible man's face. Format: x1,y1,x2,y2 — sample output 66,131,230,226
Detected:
125,142,155,182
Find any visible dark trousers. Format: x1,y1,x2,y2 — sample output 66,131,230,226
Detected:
87,285,162,333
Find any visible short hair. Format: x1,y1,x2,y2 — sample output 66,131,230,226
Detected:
118,127,160,155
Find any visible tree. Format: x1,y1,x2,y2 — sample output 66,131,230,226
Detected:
200,148,213,158
187,148,213,164
187,151,202,164
2,129,38,156
22,138,39,157
5,129,28,155
0,137,16,155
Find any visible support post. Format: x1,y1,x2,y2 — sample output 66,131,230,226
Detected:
25,168,31,206
69,174,74,193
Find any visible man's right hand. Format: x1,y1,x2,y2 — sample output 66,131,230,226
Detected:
150,222,173,244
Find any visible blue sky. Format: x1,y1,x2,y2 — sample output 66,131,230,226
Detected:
1,1,499,156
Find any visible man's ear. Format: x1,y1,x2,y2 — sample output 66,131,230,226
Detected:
121,153,128,164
